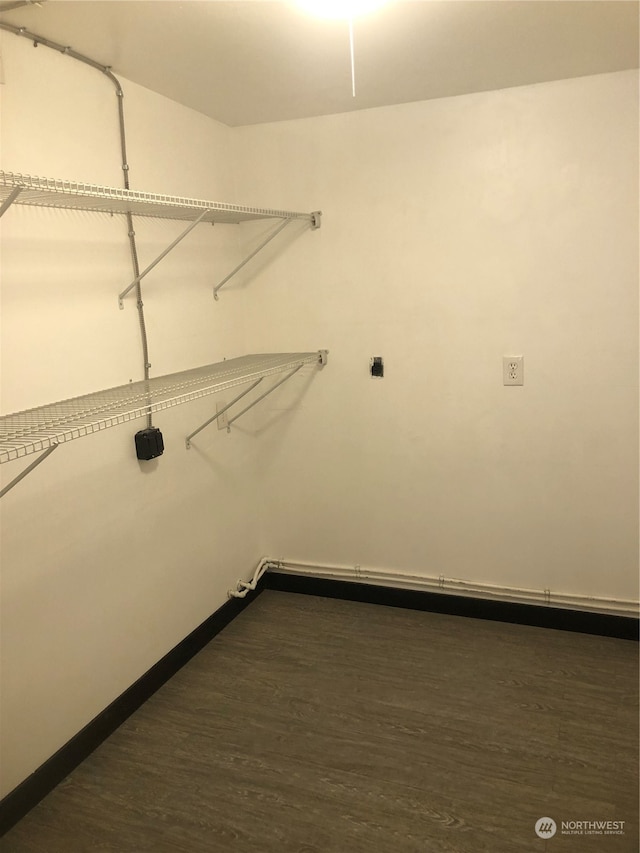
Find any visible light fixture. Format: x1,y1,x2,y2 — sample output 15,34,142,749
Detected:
295,0,391,97
295,0,389,20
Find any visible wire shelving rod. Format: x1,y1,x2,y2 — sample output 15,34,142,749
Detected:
0,171,318,225
0,352,327,466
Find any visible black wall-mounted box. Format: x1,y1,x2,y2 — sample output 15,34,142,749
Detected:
370,356,384,378
135,427,164,461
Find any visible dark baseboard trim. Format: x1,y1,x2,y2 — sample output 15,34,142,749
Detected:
0,586,263,838
263,572,639,641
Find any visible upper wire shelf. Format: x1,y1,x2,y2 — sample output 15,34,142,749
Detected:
0,352,325,464
0,171,318,225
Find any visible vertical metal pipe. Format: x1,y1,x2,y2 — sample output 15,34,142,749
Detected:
0,20,154,426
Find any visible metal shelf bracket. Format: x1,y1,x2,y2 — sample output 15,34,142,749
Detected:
213,210,321,300
118,209,211,308
185,378,263,449
213,218,291,301
0,186,23,218
0,443,59,500
225,363,305,431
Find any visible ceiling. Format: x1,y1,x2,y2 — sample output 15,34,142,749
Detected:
1,0,638,126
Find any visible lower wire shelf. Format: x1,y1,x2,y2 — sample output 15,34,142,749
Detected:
0,351,327,465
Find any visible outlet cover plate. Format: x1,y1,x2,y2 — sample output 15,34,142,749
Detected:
503,355,524,386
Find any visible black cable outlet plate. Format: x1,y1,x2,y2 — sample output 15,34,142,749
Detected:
370,356,384,378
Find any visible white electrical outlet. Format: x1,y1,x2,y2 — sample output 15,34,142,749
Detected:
503,355,524,386
216,401,229,430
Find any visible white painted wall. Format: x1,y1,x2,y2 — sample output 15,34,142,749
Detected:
0,34,264,796
1,30,638,799
234,70,639,605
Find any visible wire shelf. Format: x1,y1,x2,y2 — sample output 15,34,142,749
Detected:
0,171,316,224
0,352,323,463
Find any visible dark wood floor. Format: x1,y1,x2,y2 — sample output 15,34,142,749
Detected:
3,590,638,852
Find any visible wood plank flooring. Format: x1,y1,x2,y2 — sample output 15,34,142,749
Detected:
2,590,638,852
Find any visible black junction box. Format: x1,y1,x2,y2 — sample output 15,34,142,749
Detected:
135,427,164,460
